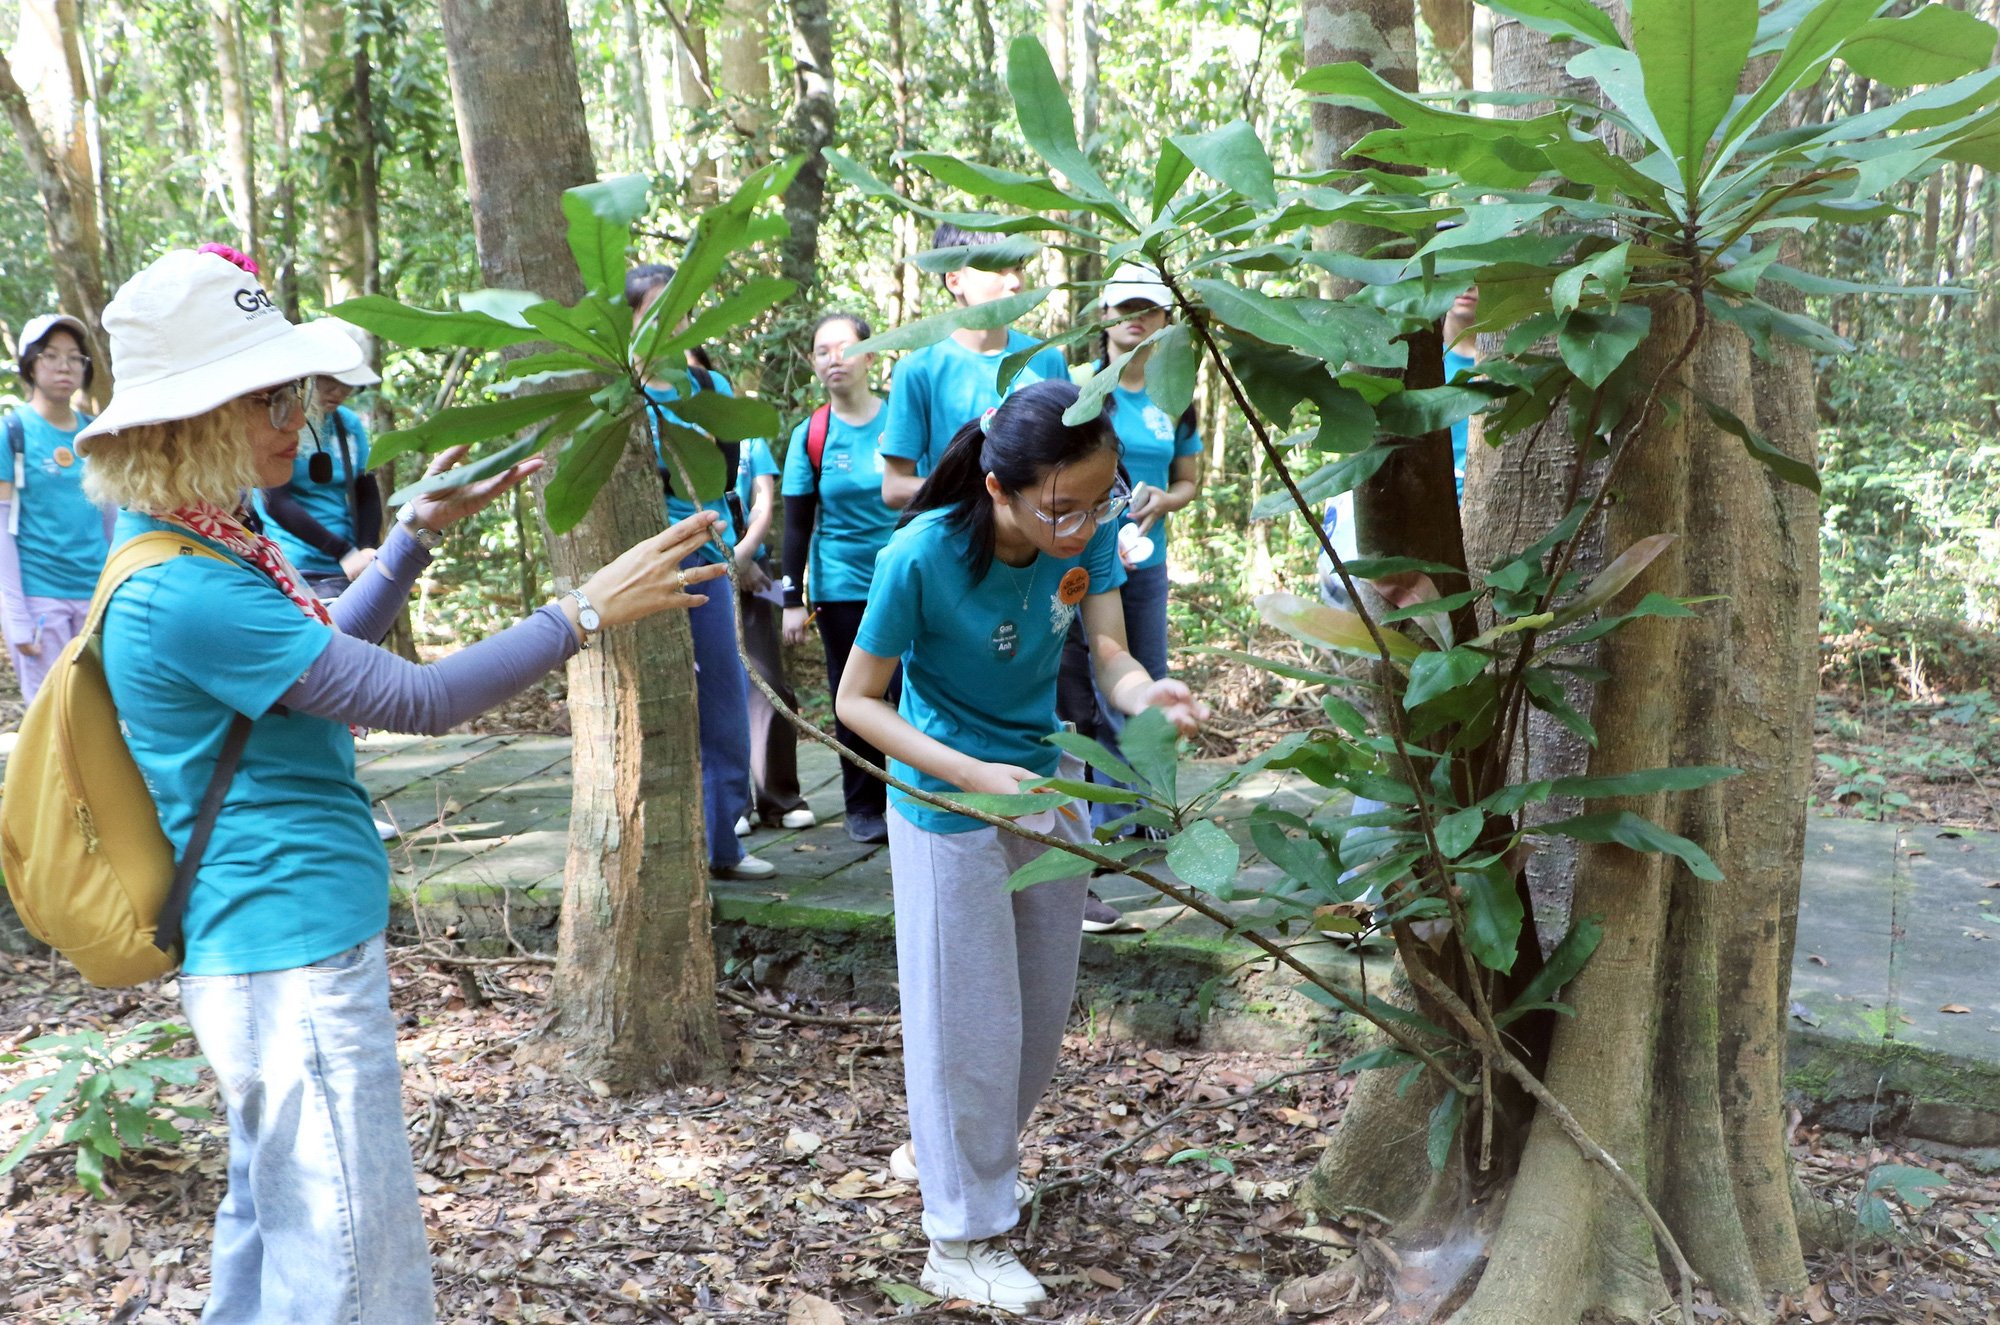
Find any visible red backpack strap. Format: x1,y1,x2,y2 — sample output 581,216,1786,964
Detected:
806,405,832,478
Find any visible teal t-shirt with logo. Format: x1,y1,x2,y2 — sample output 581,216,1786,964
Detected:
855,508,1126,834
101,512,386,976
879,330,1069,477
647,371,738,563
779,403,897,604
1107,386,1203,573
255,403,371,577
734,435,778,545
1446,347,1476,497
12,408,108,598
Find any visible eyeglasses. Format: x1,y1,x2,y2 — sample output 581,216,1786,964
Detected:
38,353,89,370
243,380,309,429
1024,480,1130,539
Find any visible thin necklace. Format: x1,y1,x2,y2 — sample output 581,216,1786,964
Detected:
1000,556,1034,612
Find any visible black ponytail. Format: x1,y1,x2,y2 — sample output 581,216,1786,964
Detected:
901,378,1122,582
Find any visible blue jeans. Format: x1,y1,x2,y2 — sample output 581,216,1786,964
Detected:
686,555,752,867
1074,562,1170,831
179,934,434,1325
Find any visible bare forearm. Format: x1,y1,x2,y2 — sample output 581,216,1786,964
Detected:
835,691,984,790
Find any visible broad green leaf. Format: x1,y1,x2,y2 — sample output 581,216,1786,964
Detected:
652,415,729,505
1257,591,1423,664
1631,0,1760,184
1404,647,1489,710
1167,819,1241,897
1007,838,1144,891
1192,279,1406,370
1703,292,1852,356
327,294,540,351
370,389,595,468
1701,399,1822,493
495,349,614,384
1428,1087,1465,1171
1485,0,1627,49
561,173,649,299
1523,668,1599,746
1149,139,1197,218
1005,35,1123,213
1550,766,1740,800
903,153,1079,213
1044,730,1141,786
642,156,802,340
941,791,1086,819
386,427,549,506
1251,446,1395,520
523,298,625,360
543,409,637,534
880,1282,940,1309
1433,806,1485,860
1715,0,1890,166
849,288,1052,357
1145,323,1199,418
1558,304,1652,390
1169,121,1278,207
1496,915,1605,1027
1552,533,1677,625
1557,591,1706,647
1461,864,1525,973
1019,776,1139,805
1534,810,1724,880
1341,1044,1420,1074
459,288,544,327
912,235,1046,275
1565,47,1678,160
1347,556,1464,579
1839,5,1998,88
1065,347,1139,426
1119,706,1182,804
1250,818,1343,893
1374,385,1506,439
642,277,799,369
1551,242,1632,317
669,390,781,442
1762,262,1967,298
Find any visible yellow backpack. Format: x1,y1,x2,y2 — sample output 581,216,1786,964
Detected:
2,532,252,987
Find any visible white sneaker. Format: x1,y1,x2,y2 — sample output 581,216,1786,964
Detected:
734,815,752,838
374,816,400,842
922,1238,1047,1314
890,1142,1034,1207
712,853,776,880
779,807,817,829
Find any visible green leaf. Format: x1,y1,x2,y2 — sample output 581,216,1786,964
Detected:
1193,279,1406,370
668,391,780,442
327,294,541,351
1840,6,1998,88
849,288,1052,357
1007,838,1143,891
561,173,649,299
370,389,595,469
1065,347,1139,427
1119,706,1182,804
1149,139,1198,218
1716,0,1889,164
544,409,637,534
1341,1045,1420,1074
495,350,613,384
1700,399,1822,493
1020,776,1140,805
912,235,1046,275
641,156,802,342
1250,819,1343,894
1523,668,1599,746
1631,0,1760,184
1863,1163,1947,1211
1461,863,1525,973
643,277,799,370
1558,304,1652,390
1167,819,1241,896
1433,806,1484,860
1498,915,1605,1027
386,427,548,506
880,1282,940,1309
1044,730,1141,786
1404,647,1488,710
1549,766,1740,800
1251,447,1394,520
1168,121,1278,207
903,153,1080,213
1703,293,1852,356
1005,35,1122,213
1552,533,1677,626
1257,591,1423,664
1145,323,1199,418
1428,1088,1465,1171
1374,385,1506,439
1485,0,1627,49
1550,242,1632,317
1534,810,1724,881
459,288,544,327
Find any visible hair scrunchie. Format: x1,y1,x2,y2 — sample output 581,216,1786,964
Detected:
198,242,260,276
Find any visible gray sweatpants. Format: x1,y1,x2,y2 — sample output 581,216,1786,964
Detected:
889,800,1090,1242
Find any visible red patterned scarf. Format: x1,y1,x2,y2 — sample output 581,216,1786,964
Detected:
160,500,333,628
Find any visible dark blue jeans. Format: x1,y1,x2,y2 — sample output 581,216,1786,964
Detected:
687,555,752,866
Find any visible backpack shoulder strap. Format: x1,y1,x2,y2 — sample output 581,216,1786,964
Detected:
83,532,234,642
3,412,23,534
4,410,23,459
806,405,832,479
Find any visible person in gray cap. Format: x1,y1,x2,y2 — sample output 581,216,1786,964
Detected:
0,311,114,699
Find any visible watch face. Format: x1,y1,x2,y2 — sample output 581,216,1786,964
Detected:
580,607,602,631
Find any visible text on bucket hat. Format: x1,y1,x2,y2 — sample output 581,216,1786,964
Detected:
1100,263,1172,311
76,249,363,451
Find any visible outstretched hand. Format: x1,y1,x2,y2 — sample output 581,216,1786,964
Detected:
407,445,546,531
1139,678,1209,736
577,510,731,629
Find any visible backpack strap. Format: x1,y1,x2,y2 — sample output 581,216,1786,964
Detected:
82,532,253,958
805,405,832,491
5,411,25,537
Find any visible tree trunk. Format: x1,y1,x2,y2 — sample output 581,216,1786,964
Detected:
776,0,834,298
620,0,658,166
1418,0,1473,87
207,0,258,267
715,0,772,162
266,0,299,319
439,0,723,1088
670,4,719,205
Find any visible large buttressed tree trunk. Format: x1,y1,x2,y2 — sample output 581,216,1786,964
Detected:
438,0,723,1087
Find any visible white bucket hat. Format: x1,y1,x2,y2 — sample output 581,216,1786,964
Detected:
1101,263,1172,311
299,318,381,388
76,249,363,451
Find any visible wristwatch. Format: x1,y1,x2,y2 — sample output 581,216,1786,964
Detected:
567,588,602,648
397,503,445,552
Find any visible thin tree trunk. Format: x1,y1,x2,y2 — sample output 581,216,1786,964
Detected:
669,2,719,205
207,0,258,266
440,0,723,1088
886,0,918,327
1418,0,1473,87
620,0,657,166
266,0,299,319
716,0,772,163
777,0,834,299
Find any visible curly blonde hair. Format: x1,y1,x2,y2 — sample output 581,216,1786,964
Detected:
84,402,262,513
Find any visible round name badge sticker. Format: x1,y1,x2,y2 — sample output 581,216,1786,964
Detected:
52,446,76,469
990,619,1020,662
1058,567,1090,605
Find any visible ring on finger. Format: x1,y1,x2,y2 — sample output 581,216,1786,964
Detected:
675,567,689,593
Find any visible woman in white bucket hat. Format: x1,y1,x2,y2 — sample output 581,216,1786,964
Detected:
79,245,728,1325
0,310,115,700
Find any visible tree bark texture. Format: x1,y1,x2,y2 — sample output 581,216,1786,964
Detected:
1418,0,1473,87
266,0,299,319
716,0,772,154
1302,0,1418,282
207,0,259,267
777,0,834,298
439,0,722,1088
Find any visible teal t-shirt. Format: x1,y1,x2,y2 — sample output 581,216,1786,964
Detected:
12,408,108,598
647,370,737,563
879,331,1070,476
855,508,1126,834
255,403,371,577
1107,385,1203,573
779,403,898,604
1446,347,1476,497
734,435,779,548
102,512,386,976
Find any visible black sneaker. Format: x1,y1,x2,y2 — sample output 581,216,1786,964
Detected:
846,810,889,844
1081,889,1124,933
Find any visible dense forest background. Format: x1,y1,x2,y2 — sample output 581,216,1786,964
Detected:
3,0,1996,718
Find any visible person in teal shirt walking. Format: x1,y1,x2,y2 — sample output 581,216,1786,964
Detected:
780,312,901,842
731,429,816,836
878,224,1069,509
0,312,113,700
836,379,1207,1314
